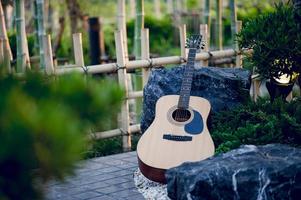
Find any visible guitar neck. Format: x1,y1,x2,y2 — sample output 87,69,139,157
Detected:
178,49,197,109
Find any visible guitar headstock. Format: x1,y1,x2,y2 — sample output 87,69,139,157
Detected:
185,34,205,50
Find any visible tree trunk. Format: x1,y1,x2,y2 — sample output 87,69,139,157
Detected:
14,0,31,72
134,0,144,60
34,0,46,69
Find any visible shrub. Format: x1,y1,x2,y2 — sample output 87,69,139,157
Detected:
0,72,123,200
127,15,179,57
237,3,301,80
211,97,301,154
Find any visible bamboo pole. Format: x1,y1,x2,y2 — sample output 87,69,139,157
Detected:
128,91,143,99
129,0,135,19
141,28,150,86
203,0,211,47
215,0,222,50
90,124,140,140
14,0,31,72
0,39,3,68
167,0,173,14
154,0,161,18
43,35,54,74
134,0,144,59
3,40,11,73
118,0,136,125
229,0,237,49
200,24,209,66
3,3,13,31
35,0,46,69
181,0,187,13
179,24,187,61
286,92,293,102
115,30,131,152
252,79,261,102
33,0,39,52
173,0,182,27
235,20,242,67
55,48,252,74
117,0,128,60
72,33,84,67
0,1,12,61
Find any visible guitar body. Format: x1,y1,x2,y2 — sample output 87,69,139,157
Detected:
137,95,215,183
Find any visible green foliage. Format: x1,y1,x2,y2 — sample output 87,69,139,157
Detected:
8,31,36,58
0,72,123,200
237,3,301,79
85,134,140,158
211,97,301,154
237,0,275,21
127,16,180,57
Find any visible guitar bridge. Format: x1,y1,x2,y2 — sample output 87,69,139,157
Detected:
163,134,192,141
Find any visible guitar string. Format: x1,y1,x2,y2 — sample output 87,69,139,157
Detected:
177,36,201,122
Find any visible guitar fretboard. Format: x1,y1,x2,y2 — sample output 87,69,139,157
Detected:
177,49,197,109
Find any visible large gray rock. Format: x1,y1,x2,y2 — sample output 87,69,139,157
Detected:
166,144,301,200
140,65,251,133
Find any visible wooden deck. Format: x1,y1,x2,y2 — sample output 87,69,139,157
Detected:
46,151,144,200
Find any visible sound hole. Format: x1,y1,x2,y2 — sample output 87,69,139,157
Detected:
172,109,191,122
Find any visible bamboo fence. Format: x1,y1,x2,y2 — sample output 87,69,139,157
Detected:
0,0,263,151
25,20,265,152
9,23,262,151
0,1,294,153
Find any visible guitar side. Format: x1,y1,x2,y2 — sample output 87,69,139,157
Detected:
137,95,215,183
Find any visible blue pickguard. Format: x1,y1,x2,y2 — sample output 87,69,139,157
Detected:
184,110,204,135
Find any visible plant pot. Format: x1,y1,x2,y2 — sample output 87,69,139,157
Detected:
266,79,295,102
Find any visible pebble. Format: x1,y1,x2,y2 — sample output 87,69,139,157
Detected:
134,169,170,200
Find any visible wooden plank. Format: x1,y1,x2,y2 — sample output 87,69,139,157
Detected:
141,28,150,86
72,33,84,67
43,35,54,74
115,30,131,152
200,24,209,66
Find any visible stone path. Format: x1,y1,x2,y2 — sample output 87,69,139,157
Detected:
46,151,144,200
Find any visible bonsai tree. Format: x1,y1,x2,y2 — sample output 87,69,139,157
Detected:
237,3,301,83
0,71,123,200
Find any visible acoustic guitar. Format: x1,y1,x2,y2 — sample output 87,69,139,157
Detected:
137,35,215,183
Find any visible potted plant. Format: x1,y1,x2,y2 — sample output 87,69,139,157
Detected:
237,3,301,101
